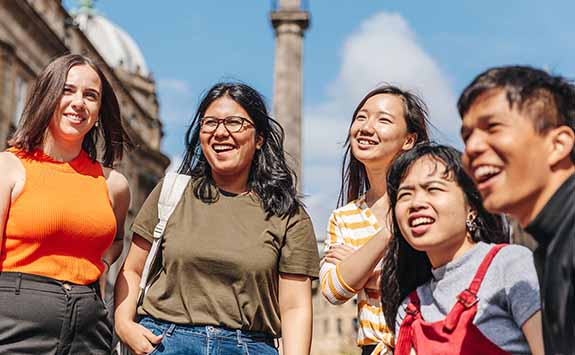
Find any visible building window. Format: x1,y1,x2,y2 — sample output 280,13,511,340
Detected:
337,318,342,335
13,76,28,124
323,318,329,335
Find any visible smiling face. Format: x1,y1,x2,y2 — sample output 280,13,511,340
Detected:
461,89,554,223
349,93,415,169
48,64,102,144
199,95,263,189
394,156,474,267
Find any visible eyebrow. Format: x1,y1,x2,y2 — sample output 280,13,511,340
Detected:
64,83,101,95
398,179,450,192
357,109,396,119
461,113,495,137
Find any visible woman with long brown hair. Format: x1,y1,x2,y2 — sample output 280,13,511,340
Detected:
0,53,131,354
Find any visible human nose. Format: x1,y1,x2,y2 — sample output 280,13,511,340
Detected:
359,117,376,133
463,130,487,162
407,191,429,212
212,120,230,137
70,92,86,111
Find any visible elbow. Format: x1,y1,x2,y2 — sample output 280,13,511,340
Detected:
320,284,349,305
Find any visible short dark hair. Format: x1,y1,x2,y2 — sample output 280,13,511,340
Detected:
9,53,131,167
380,143,509,329
458,65,575,162
178,82,300,217
338,84,430,206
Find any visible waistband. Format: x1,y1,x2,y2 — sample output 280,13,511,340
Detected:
140,316,276,342
0,272,100,295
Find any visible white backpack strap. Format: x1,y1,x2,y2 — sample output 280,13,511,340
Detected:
138,172,191,293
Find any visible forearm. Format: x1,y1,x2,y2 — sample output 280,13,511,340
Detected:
281,306,312,355
114,268,143,333
338,234,388,290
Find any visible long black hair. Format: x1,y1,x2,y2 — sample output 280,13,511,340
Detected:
178,82,300,217
380,143,509,329
338,84,430,206
10,53,131,167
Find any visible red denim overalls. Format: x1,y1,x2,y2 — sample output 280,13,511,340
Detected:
395,244,510,355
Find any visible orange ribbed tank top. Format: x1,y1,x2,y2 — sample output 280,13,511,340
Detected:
2,147,117,285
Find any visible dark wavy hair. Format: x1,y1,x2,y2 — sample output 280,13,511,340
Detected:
380,143,509,329
9,53,131,167
458,65,575,162
178,82,300,217
338,84,431,206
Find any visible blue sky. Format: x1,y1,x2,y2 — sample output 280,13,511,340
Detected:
63,0,575,237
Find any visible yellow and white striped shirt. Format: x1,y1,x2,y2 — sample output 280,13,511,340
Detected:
320,197,394,355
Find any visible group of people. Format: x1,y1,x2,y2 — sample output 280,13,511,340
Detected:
0,53,572,355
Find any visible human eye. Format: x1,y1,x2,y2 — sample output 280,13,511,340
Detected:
63,85,74,94
85,91,98,101
354,114,367,121
202,118,218,127
397,191,411,200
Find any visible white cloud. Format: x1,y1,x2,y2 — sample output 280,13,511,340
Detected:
303,11,459,236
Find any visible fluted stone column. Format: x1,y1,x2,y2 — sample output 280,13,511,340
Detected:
271,0,309,186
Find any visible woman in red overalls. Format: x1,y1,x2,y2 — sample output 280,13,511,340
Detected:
379,144,544,355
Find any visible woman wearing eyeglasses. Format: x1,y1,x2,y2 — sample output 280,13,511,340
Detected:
114,82,320,355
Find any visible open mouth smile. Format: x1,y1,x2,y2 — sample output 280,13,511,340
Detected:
407,214,435,236
473,164,502,190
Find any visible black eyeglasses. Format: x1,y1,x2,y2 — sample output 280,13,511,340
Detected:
200,116,254,133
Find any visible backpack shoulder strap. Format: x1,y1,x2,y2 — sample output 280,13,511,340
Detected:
138,172,191,293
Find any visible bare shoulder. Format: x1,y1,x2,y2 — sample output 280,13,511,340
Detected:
102,167,131,204
0,151,24,182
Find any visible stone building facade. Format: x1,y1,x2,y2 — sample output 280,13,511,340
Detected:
0,0,170,243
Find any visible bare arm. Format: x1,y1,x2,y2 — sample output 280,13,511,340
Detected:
100,169,131,296
0,153,24,250
279,273,313,355
114,234,162,355
324,228,390,291
522,311,544,355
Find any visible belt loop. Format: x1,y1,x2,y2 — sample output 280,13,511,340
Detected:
14,273,22,295
165,323,176,337
236,329,243,345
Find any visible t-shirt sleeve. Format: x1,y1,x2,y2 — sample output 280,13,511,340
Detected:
278,207,321,278
498,245,541,327
131,180,163,243
319,211,359,304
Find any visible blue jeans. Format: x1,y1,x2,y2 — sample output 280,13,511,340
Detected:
139,317,278,355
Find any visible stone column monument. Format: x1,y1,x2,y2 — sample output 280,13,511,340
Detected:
271,0,310,185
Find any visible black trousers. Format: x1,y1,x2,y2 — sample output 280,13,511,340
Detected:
0,272,112,355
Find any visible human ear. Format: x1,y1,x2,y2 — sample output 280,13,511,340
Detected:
402,133,417,151
255,134,265,150
547,126,575,167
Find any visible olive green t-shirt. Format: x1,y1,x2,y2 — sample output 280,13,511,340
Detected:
132,179,320,337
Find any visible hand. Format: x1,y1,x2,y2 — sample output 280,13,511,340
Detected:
323,244,355,265
116,320,163,355
363,270,381,291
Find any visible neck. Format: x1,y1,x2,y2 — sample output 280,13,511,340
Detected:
41,133,83,162
517,166,575,227
364,164,388,205
427,234,476,269
213,174,249,195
